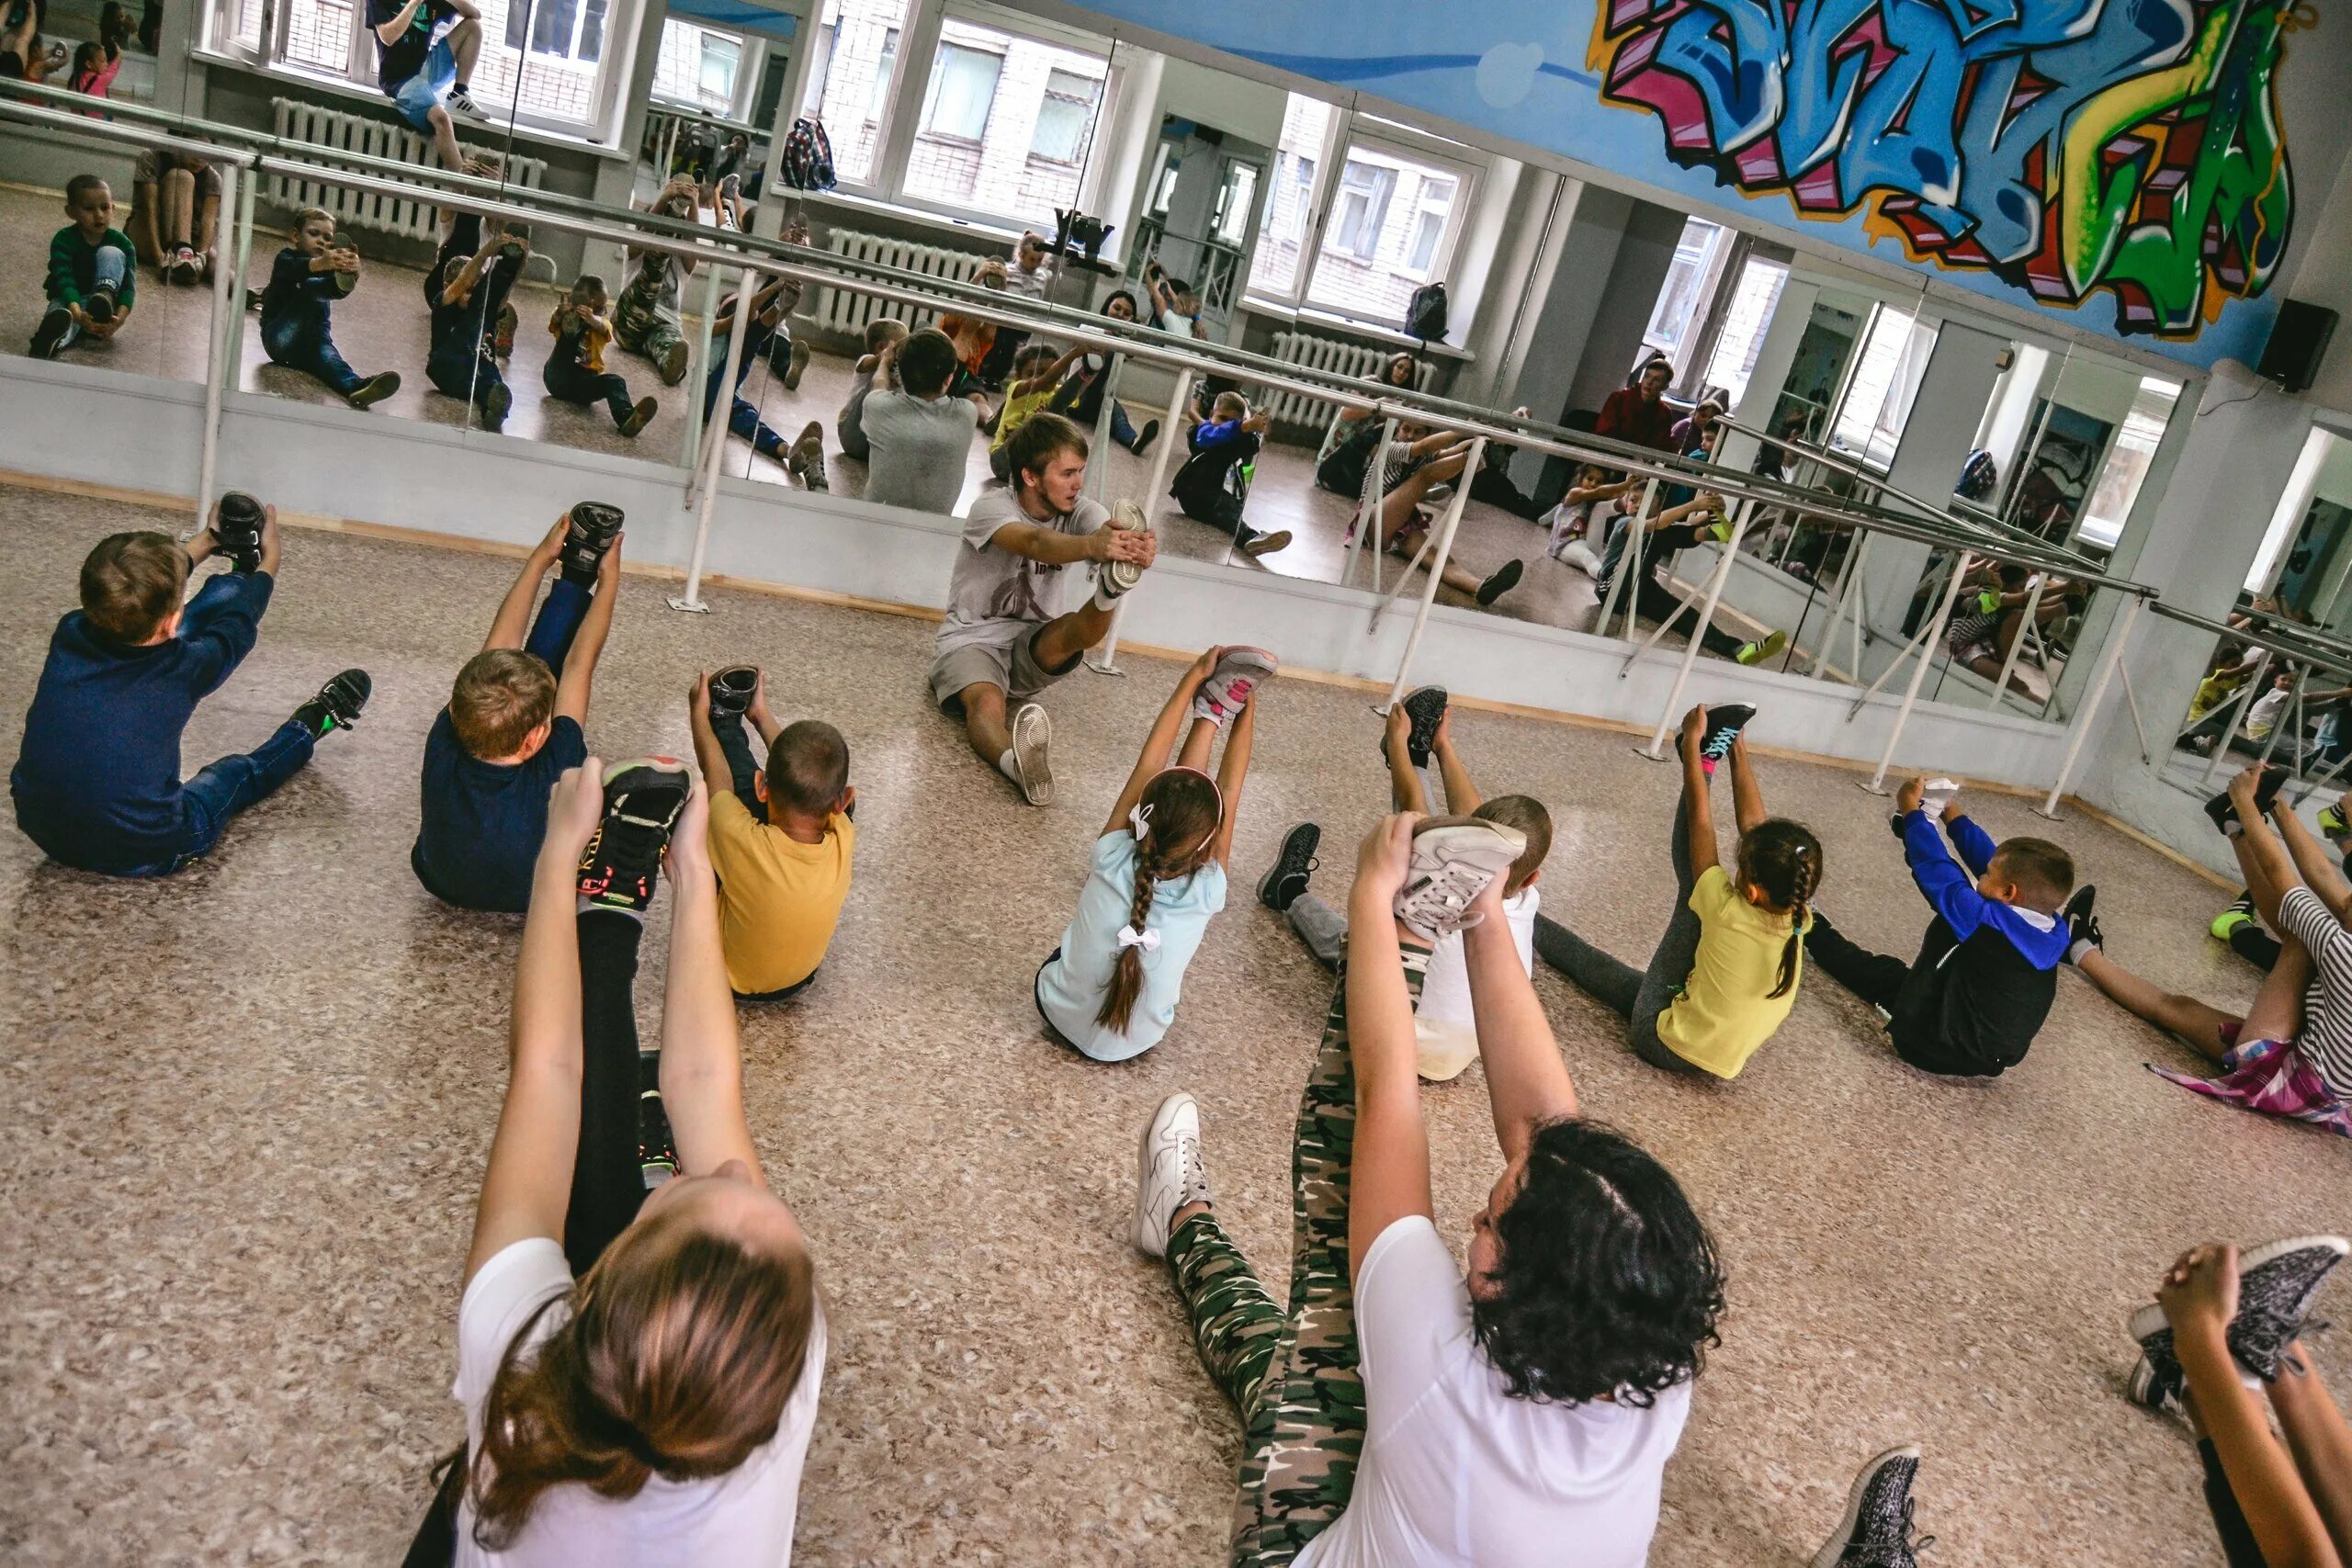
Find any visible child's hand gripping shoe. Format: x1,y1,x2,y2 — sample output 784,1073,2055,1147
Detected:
558,501,625,587
2204,763,2286,839
1395,816,1528,942
1384,685,1448,767
578,758,692,914
212,491,266,574
1193,647,1276,726
707,665,759,722
1680,704,1755,775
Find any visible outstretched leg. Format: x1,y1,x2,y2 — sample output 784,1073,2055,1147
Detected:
1028,601,1116,673
566,908,651,1276
2269,1340,2352,1559
955,682,1013,768
2073,948,2245,1062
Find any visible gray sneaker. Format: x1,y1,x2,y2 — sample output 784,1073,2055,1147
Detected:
1102,499,1152,599
1193,647,1277,727
2127,1235,2346,1410
1395,817,1526,941
1811,1445,1931,1568
1010,701,1053,807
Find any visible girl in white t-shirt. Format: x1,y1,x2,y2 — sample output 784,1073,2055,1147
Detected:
1131,813,1725,1568
413,758,824,1566
1035,646,1272,1061
1541,461,1640,565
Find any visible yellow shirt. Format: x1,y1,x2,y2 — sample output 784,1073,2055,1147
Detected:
989,384,1055,454
707,795,855,996
1654,865,1805,1078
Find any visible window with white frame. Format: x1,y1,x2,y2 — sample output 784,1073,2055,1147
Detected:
651,17,750,115
1641,218,1732,375
804,0,1114,231
1698,257,1788,408
1247,94,1479,331
2076,377,2183,549
1830,304,1938,468
211,0,632,134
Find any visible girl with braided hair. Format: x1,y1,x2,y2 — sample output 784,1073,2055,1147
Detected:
1035,646,1277,1061
1535,702,1823,1078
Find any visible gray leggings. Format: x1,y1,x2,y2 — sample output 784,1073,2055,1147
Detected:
1533,790,1708,1074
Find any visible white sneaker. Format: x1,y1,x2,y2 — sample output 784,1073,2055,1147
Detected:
1396,817,1527,941
1919,779,1960,819
1134,1091,1211,1258
1102,499,1152,600
1559,539,1601,576
1010,701,1053,807
1193,646,1277,726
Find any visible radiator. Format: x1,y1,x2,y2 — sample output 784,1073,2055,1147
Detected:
266,98,548,244
808,229,991,337
1263,331,1434,428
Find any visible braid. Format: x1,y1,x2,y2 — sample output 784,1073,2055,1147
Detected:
1096,841,1162,1034
1768,840,1820,1000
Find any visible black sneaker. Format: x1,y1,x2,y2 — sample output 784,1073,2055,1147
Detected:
83,279,119,326
289,669,371,739
708,664,758,722
30,306,74,359
578,758,691,913
1476,558,1524,606
346,370,401,411
2063,884,2102,964
213,491,266,573
638,1049,678,1190
2205,765,2287,837
558,502,625,583
1684,704,1756,770
617,395,658,438
484,378,514,434
1259,822,1321,912
1129,419,1160,457
1388,685,1448,768
1810,1445,1931,1568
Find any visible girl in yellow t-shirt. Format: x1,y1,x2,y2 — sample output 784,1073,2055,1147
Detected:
1534,703,1822,1078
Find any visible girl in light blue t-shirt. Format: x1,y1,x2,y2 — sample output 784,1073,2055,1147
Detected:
1035,646,1274,1061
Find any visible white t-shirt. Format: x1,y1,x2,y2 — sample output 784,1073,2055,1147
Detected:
1295,1218,1690,1568
1415,887,1540,1076
451,1238,828,1568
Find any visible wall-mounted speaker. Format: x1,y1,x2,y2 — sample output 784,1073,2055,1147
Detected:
2256,299,2337,394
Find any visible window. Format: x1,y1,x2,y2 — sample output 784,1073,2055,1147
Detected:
806,1,1114,229
284,0,352,71
1246,94,1479,331
1212,161,1258,249
2076,378,2182,549
1642,218,1731,372
1698,258,1788,408
1829,304,1939,468
920,41,1001,141
2246,430,2335,593
651,18,747,114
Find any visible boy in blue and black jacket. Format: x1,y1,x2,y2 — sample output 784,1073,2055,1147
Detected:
1804,777,2082,1077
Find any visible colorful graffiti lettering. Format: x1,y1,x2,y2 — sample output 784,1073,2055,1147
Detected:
1590,0,2304,338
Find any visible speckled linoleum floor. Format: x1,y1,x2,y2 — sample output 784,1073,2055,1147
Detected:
1,479,2347,1567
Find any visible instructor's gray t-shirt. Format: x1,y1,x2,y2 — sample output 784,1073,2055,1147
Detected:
935,486,1109,658
861,389,978,514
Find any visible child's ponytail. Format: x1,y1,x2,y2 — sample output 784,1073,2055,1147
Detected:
1094,769,1224,1035
1735,818,1824,1000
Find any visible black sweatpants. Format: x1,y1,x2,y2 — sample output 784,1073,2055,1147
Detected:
567,909,659,1276
544,356,638,427
1803,912,1909,1010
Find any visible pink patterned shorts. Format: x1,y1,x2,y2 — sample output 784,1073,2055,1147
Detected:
2148,1034,2352,1138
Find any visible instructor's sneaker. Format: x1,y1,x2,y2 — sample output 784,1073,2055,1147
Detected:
1258,822,1320,912
1390,684,1448,768
1238,527,1292,558
1476,558,1523,606
708,664,758,722
1100,500,1152,600
1193,647,1277,726
1134,1091,1214,1258
559,501,626,582
2211,890,2257,942
1396,817,1527,942
578,758,691,913
1810,1445,1931,1568
1735,629,1789,666
1684,704,1756,773
637,1050,678,1190
289,669,371,739
2063,885,2101,965
2204,765,2286,837
617,395,658,438
1010,702,1054,807
782,336,813,391
346,370,401,410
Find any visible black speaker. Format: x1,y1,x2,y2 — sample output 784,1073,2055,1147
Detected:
2257,299,2337,393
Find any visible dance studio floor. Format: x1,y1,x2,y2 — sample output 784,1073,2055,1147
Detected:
1,479,2346,1567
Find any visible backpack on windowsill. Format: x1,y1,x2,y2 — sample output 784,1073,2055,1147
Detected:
1405,281,1449,345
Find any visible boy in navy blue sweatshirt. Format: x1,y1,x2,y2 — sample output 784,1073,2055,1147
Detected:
1804,777,2082,1077
1168,392,1291,558
9,496,371,877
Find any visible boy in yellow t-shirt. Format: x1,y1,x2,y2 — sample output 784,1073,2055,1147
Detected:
686,666,856,1000
1535,702,1822,1078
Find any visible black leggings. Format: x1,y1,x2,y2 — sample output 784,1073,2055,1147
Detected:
1803,912,1909,1009
712,710,769,822
2201,1438,2271,1568
1634,570,1749,659
566,910,657,1277
544,357,638,426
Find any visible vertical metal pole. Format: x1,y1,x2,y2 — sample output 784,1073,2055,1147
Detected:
1377,438,1487,712
2116,659,2154,764
1863,551,1974,794
1080,351,1121,504
194,161,240,532
681,254,722,484
2199,649,2273,785
1595,477,1659,642
1803,530,1870,678
221,168,256,391
2252,665,2306,773
1618,498,1751,672
1638,505,1757,759
672,265,758,615
1085,368,1193,674
2039,596,2143,818
1983,575,2044,709
1340,413,1397,593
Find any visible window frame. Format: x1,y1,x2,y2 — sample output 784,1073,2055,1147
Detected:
648,16,770,122
1243,95,1485,334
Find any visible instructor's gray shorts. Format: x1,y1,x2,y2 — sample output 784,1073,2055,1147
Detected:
929,623,1081,714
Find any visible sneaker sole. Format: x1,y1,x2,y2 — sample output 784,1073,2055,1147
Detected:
1241,530,1292,557
1011,704,1053,807
1808,1444,1918,1568
1133,1091,1198,1258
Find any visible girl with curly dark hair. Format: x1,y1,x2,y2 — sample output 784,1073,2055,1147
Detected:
1130,812,1724,1566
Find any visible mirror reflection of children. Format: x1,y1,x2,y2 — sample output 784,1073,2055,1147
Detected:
1170,391,1291,558
31,175,134,360
260,208,401,410
130,151,222,286
543,274,659,438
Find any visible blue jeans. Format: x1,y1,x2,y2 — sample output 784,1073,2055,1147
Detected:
427,341,504,413
525,578,589,675
53,717,318,877
702,318,786,457
389,34,457,131
44,243,130,351
263,314,363,397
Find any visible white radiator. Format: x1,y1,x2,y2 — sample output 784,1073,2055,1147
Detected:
266,98,548,244
808,229,991,337
1263,330,1434,428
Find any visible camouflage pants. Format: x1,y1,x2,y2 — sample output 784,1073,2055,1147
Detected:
1167,943,1429,1568
613,292,685,378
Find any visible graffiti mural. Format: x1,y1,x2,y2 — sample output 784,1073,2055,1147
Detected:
1590,0,2306,338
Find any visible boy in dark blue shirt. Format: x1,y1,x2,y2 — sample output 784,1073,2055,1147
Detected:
1804,777,2083,1077
10,497,370,876
426,221,526,433
1169,392,1291,559
412,502,622,912
259,208,400,410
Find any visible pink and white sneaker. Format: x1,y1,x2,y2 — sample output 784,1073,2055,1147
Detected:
1192,647,1277,727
